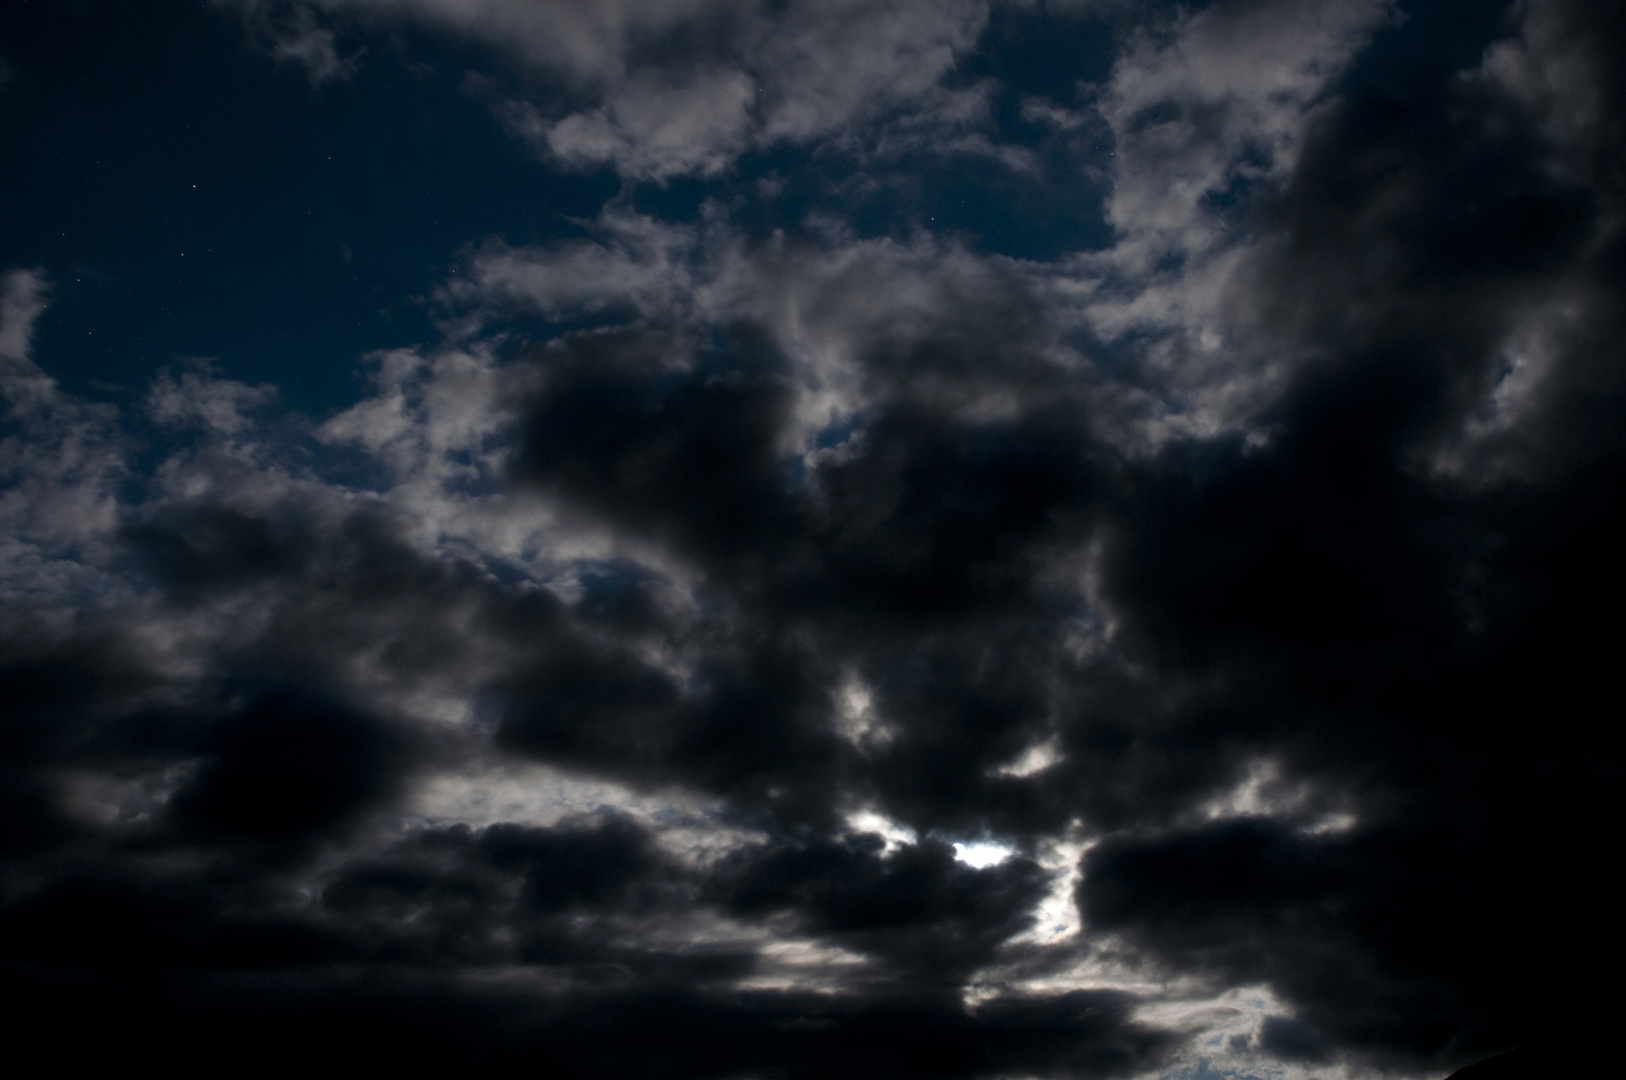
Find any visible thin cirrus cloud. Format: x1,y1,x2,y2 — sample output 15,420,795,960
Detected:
3,1,1623,1078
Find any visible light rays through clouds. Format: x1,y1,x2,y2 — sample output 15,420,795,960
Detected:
3,1,1623,1076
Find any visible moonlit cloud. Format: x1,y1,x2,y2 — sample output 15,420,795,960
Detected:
4,1,1621,1077
225,0,998,179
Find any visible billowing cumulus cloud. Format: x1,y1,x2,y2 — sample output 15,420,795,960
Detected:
3,1,1622,1077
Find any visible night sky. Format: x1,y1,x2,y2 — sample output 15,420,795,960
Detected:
1,2,1619,1077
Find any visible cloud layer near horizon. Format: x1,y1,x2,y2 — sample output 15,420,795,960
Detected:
4,1,1624,1077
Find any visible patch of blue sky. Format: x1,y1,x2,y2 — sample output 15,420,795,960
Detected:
0,3,613,416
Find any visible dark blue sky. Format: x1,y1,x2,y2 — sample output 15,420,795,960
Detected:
1,0,617,409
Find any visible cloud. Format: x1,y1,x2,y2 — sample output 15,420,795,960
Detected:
221,0,997,179
1,271,126,600
1021,0,1401,451
1099,0,1396,267
1,269,49,374
523,67,758,178
441,208,703,323
6,1,1626,1076
226,0,363,85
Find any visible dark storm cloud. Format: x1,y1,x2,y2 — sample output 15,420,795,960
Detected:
1082,819,1518,1064
713,833,1051,984
1062,0,1626,1069
3,1,1623,1077
171,689,407,847
486,272,1118,842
